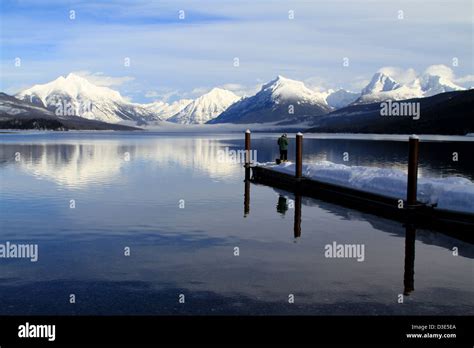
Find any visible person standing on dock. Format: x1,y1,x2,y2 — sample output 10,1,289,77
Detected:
277,134,288,162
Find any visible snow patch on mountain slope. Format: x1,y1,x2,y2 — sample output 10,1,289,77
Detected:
0,93,54,117
0,104,25,115
357,85,424,104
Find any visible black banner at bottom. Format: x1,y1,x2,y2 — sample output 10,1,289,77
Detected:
0,315,471,345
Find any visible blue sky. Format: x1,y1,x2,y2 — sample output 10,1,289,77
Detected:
1,0,472,102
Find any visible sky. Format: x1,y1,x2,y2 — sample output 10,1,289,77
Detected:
1,0,473,103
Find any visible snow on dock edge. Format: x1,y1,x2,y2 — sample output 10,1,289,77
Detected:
259,161,474,214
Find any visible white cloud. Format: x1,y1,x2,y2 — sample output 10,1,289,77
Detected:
454,74,474,85
423,65,473,87
218,83,261,97
190,87,210,96
376,65,474,88
219,83,244,92
186,82,262,99
145,91,159,98
2,0,472,103
72,71,134,87
304,76,330,92
424,64,455,80
144,88,181,102
350,77,371,91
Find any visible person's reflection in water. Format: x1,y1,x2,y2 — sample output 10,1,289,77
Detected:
276,194,302,242
403,224,416,296
276,195,288,216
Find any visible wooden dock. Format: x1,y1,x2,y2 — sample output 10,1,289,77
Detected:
244,131,474,241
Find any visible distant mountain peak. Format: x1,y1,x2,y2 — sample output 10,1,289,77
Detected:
208,76,331,124
420,72,464,96
264,75,302,88
67,72,79,77
207,87,231,94
65,72,85,80
17,73,124,104
260,75,328,106
16,73,158,124
167,87,239,124
326,89,360,109
361,72,400,96
144,98,192,120
0,92,139,131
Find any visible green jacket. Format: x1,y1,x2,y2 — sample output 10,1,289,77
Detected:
278,136,288,151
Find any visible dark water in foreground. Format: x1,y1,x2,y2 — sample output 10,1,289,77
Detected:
0,132,473,315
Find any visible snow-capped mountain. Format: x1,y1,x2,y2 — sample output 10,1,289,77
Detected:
326,89,360,109
356,85,424,104
354,70,465,105
0,92,139,130
354,72,414,104
168,88,240,124
361,72,400,96
143,99,192,120
209,75,331,124
16,73,160,124
420,73,465,97
263,75,329,105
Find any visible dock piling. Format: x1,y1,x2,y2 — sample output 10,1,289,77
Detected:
407,135,419,206
245,129,251,166
296,132,303,179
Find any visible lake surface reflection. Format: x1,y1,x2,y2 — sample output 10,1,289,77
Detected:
0,132,473,315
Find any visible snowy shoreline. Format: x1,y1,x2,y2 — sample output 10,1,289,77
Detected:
260,161,474,214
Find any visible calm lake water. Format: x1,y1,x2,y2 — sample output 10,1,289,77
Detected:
0,132,473,315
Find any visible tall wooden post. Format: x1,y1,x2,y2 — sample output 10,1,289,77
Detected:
407,135,419,206
245,129,251,166
296,132,303,179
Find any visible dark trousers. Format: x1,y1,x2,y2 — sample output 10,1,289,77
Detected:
280,150,287,161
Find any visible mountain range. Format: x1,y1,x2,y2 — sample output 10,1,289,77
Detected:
0,92,139,131
354,71,465,104
5,67,469,129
